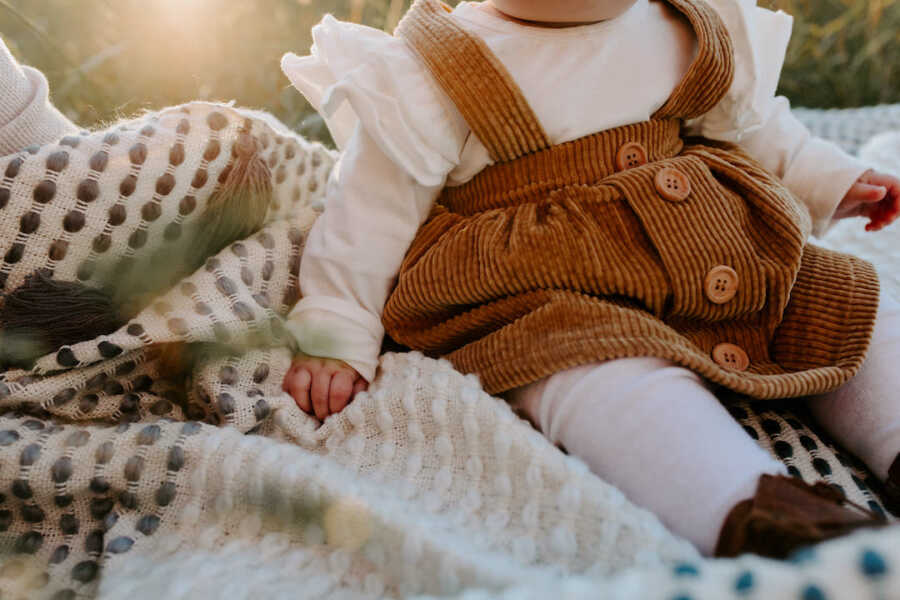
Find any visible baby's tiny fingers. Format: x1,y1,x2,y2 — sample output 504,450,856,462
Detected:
329,371,354,415
352,378,368,397
855,183,888,203
286,368,313,413
311,370,332,420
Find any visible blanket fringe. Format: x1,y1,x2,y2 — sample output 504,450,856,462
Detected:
0,270,122,368
193,130,273,269
0,130,272,367
111,129,272,314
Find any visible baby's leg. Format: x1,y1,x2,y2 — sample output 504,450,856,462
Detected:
806,291,900,480
506,357,786,556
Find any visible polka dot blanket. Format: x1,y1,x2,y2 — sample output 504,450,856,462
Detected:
1,102,900,599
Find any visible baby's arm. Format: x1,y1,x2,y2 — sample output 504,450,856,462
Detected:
283,124,443,420
0,37,77,154
733,98,898,235
685,0,899,236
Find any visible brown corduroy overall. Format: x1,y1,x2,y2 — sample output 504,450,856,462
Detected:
381,0,881,399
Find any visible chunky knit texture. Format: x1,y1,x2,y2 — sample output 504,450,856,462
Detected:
0,41,76,157
382,0,880,398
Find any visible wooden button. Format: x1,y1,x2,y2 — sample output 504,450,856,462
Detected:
705,265,739,304
712,343,750,371
615,142,648,171
655,167,691,202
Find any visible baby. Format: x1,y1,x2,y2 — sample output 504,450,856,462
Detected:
280,0,900,558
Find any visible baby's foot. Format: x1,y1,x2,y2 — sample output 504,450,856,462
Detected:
715,474,887,559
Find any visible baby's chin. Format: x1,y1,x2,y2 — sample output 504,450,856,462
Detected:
489,0,639,23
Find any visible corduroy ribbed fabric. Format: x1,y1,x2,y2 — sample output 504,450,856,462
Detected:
395,0,550,162
382,0,880,398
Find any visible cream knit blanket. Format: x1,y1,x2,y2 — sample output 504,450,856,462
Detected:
1,102,900,600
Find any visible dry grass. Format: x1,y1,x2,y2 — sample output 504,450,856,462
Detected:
0,0,896,146
763,0,900,108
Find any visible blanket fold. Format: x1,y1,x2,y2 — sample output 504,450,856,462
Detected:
2,102,900,599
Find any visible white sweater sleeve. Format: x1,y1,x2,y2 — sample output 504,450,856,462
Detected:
280,16,468,381
285,124,444,382
0,38,77,154
733,97,870,238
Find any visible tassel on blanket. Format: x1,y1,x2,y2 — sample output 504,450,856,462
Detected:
0,270,121,369
192,130,272,266
0,129,272,367
110,129,272,313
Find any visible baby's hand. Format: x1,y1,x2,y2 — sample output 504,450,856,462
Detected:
282,353,368,420
835,169,900,232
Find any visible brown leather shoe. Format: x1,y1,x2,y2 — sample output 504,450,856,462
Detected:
885,454,900,516
714,474,888,559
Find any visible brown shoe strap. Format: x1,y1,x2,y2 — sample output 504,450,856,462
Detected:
754,475,885,525
714,474,887,559
885,453,900,513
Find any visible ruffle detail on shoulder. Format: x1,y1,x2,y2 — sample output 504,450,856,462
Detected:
281,15,467,187
687,0,793,142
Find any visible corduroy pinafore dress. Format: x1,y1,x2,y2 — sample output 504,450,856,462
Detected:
381,0,881,399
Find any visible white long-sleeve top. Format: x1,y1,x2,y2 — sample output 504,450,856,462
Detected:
280,0,872,382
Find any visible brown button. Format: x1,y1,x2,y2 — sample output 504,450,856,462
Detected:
615,142,648,171
712,343,750,371
655,167,691,202
705,265,739,304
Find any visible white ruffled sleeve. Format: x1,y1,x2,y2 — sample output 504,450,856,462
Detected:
284,124,444,382
685,0,793,141
281,15,468,187
280,17,463,382
687,0,871,239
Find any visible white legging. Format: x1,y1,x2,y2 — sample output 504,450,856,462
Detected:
505,292,900,556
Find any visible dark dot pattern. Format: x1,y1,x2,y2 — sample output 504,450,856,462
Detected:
46,151,69,172
733,570,754,593
724,398,893,526
119,174,137,196
78,179,100,202
49,240,69,261
156,173,176,195
63,211,86,232
860,549,888,577
71,560,99,583
801,585,826,600
813,458,832,476
192,169,209,188
774,440,793,459
20,211,41,233
34,180,57,203
29,114,893,597
16,530,44,553
129,143,148,165
164,222,182,240
207,112,228,131
108,204,127,226
90,151,109,172
179,195,197,215
203,140,221,161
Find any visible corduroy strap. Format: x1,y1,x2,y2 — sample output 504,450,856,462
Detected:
395,0,551,163
652,0,736,120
